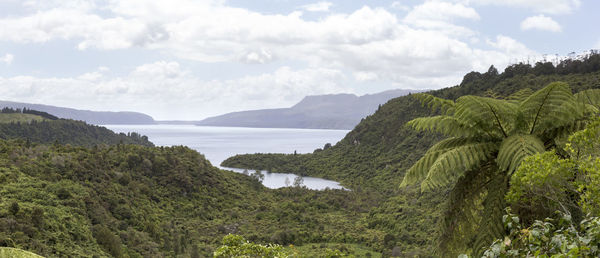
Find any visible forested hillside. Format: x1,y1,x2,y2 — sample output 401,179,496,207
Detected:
0,110,389,257
0,110,153,147
223,54,600,255
0,139,391,257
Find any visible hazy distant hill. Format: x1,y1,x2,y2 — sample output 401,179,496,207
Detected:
0,100,155,124
197,89,421,129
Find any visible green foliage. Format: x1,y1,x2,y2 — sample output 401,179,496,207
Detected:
482,211,600,257
496,134,545,175
506,152,579,224
0,247,44,258
0,136,386,256
507,116,600,223
289,243,381,258
0,119,153,147
213,234,290,257
398,81,600,255
92,225,122,257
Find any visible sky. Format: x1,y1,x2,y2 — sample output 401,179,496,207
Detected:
0,0,598,120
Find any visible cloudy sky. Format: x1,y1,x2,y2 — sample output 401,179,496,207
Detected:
0,0,598,120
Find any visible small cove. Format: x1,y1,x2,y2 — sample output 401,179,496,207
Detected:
105,124,349,190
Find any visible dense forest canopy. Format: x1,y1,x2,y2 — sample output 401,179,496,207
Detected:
0,112,153,147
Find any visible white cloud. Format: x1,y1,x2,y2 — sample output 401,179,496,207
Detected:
405,1,480,22
0,8,149,49
1,54,14,65
487,35,536,55
403,1,479,37
466,0,581,15
520,15,562,32
300,2,333,12
0,0,543,110
0,62,349,120
390,1,410,11
78,66,110,81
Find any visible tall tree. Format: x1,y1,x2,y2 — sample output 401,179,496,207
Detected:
400,82,600,255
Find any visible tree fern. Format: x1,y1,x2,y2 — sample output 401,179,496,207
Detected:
401,81,600,256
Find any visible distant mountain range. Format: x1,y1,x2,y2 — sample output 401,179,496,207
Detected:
0,100,155,125
197,89,422,129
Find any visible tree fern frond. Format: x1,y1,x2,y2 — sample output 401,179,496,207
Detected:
506,88,534,103
401,137,488,187
519,82,577,134
575,89,600,113
406,116,480,137
454,96,518,137
542,119,590,143
496,134,545,175
412,93,455,115
426,137,487,153
401,149,445,187
421,142,498,191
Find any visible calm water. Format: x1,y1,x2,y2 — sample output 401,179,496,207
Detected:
104,125,349,190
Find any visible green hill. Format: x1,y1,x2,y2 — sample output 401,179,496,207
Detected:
0,107,153,147
0,119,153,147
0,138,387,257
222,54,600,255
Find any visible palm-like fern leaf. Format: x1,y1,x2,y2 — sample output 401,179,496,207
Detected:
496,134,545,175
519,82,577,135
507,88,534,103
401,137,487,187
421,142,498,191
454,96,517,138
406,116,481,137
575,89,600,112
412,93,455,115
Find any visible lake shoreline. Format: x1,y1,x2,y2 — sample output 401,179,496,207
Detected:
221,166,347,190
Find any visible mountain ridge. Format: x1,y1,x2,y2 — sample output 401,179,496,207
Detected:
0,100,156,125
197,89,422,129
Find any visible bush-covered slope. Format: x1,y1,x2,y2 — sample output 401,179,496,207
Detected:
0,138,392,257
0,119,153,147
222,55,600,255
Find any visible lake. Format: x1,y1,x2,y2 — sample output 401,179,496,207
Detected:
104,125,349,190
